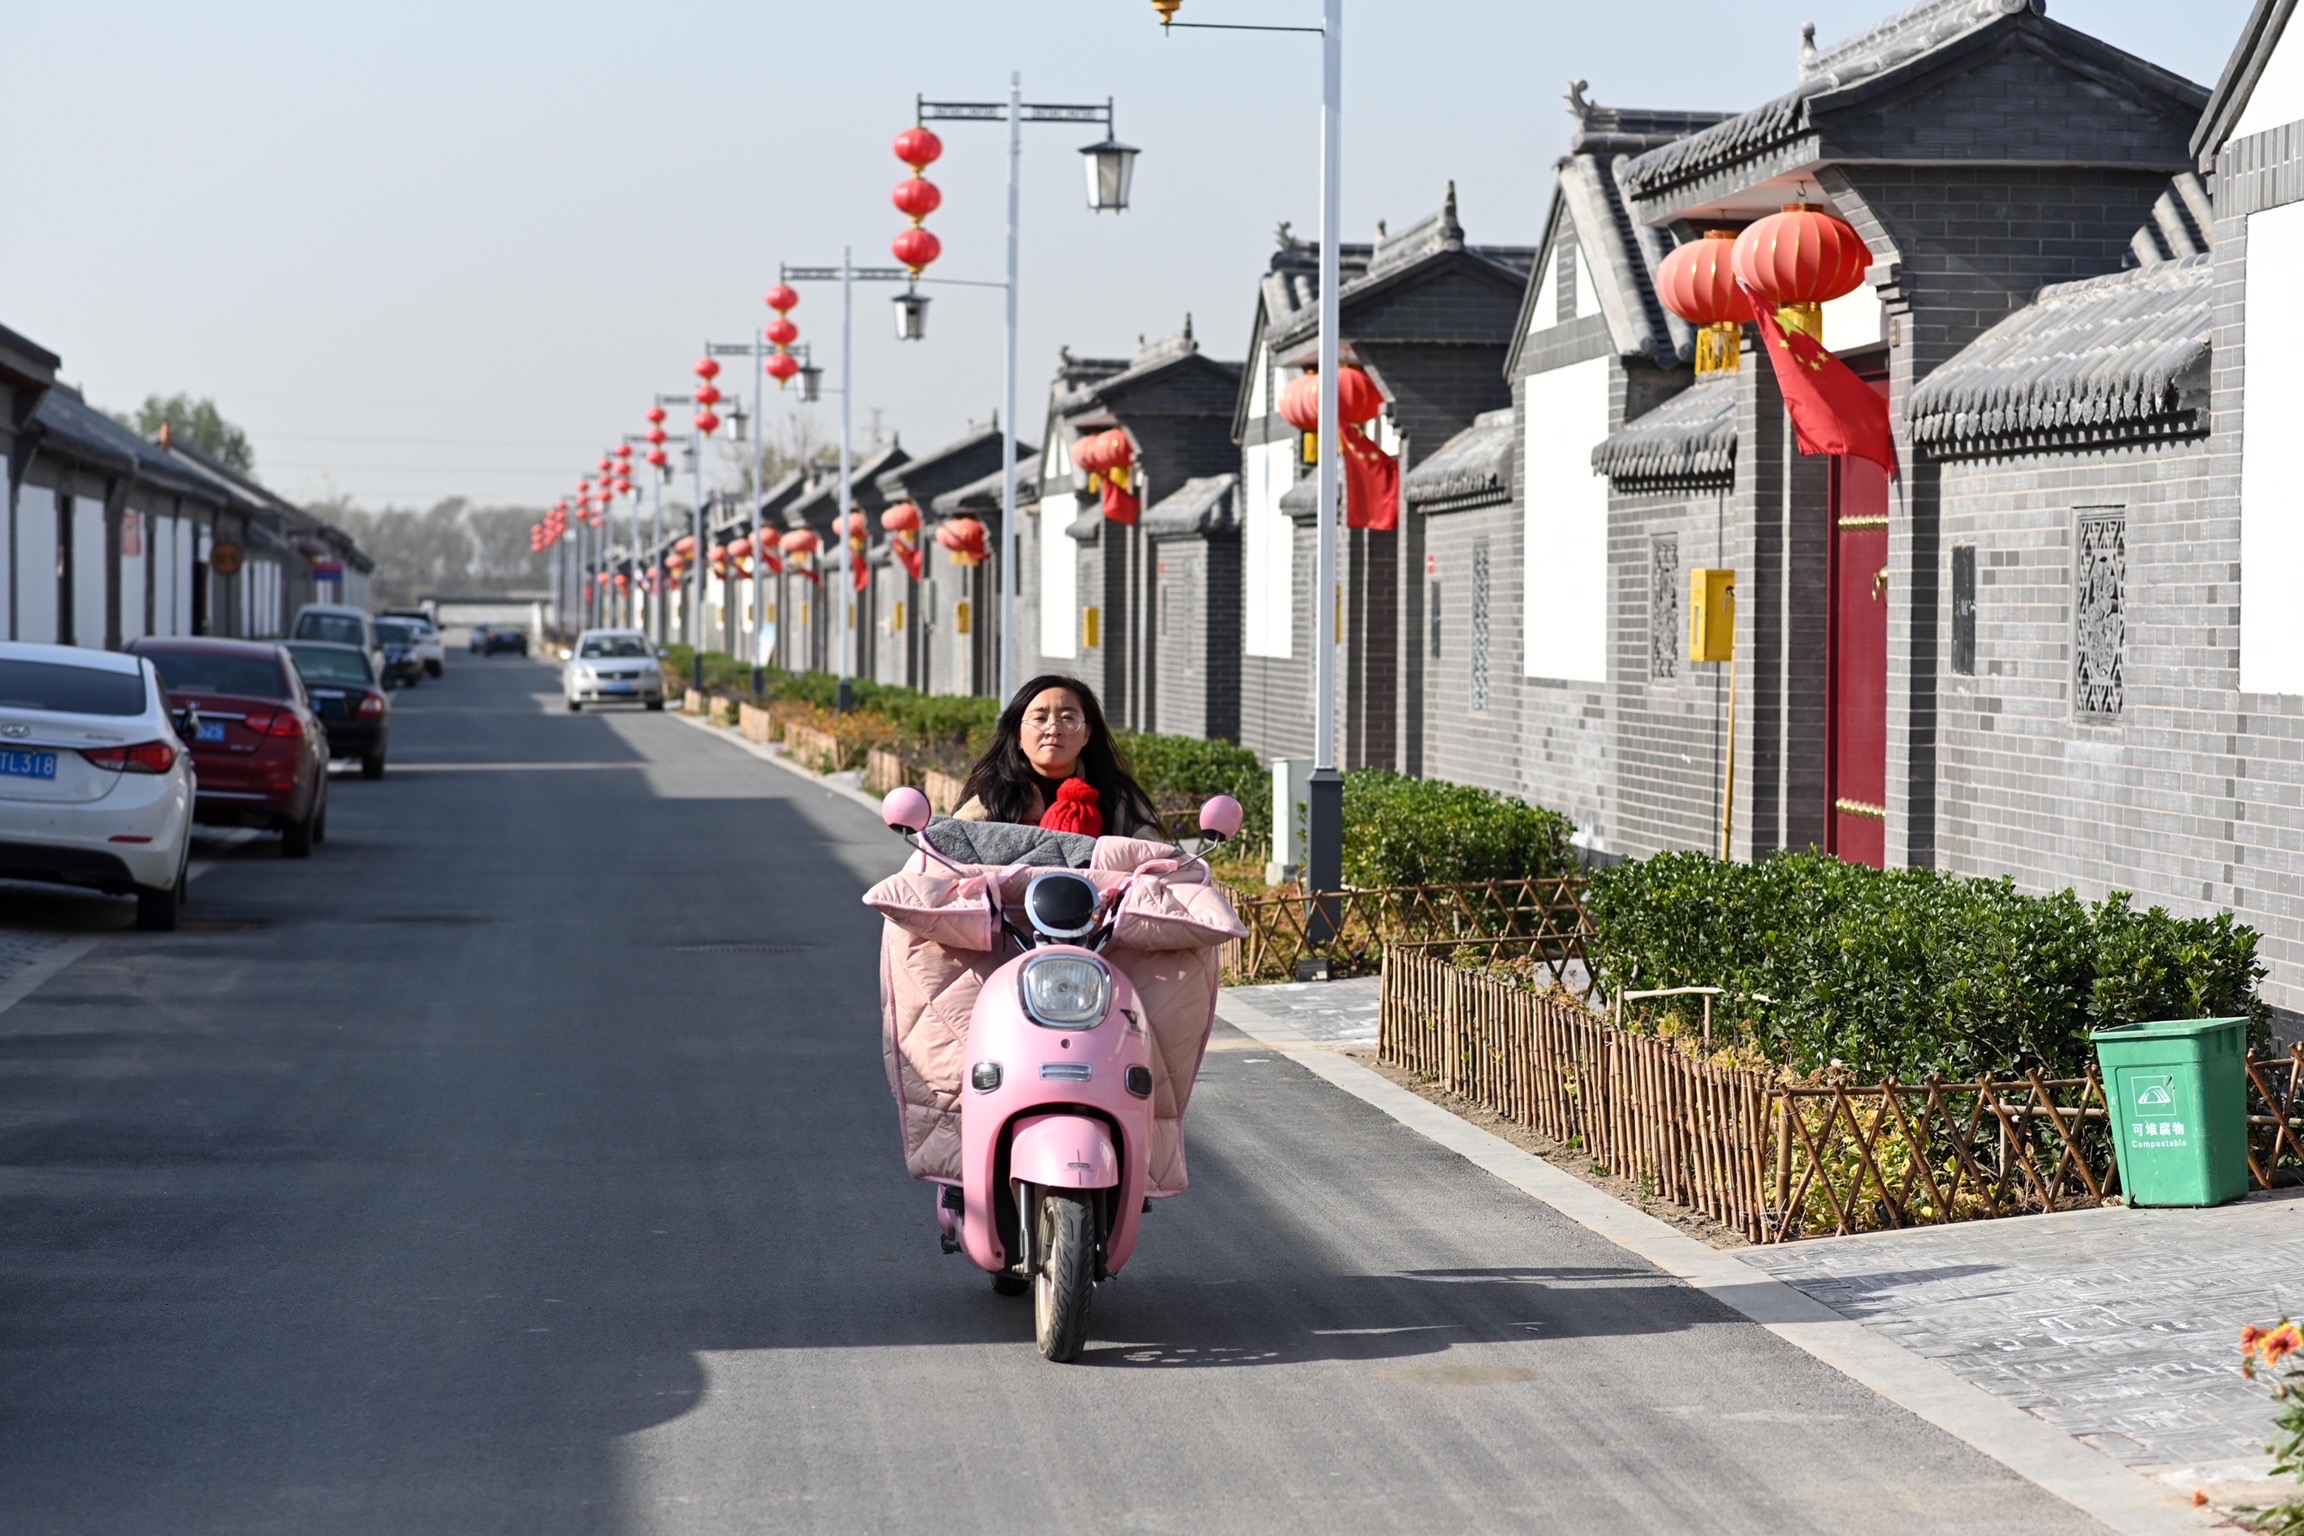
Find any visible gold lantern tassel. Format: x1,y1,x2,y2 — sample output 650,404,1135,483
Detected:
1696,322,1742,378
1777,303,1823,343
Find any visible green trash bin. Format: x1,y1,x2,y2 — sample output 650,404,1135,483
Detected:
2089,1016,2251,1207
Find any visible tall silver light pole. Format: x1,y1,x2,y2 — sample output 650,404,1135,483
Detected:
689,426,706,692
752,324,767,693
914,86,1137,705
1158,0,1341,923
780,256,917,712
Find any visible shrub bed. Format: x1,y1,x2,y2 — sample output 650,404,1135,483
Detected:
1340,771,1579,887
1584,850,2268,1080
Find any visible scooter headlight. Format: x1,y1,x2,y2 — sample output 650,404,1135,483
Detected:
1018,954,1110,1029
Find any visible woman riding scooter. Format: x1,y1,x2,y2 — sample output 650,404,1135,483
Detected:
866,674,1244,1361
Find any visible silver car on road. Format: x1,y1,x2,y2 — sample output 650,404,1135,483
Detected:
563,629,664,712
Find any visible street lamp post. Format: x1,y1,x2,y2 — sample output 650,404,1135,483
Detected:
1156,0,1342,938
779,253,918,714
913,83,1138,706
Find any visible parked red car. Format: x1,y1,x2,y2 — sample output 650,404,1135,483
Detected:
127,638,329,857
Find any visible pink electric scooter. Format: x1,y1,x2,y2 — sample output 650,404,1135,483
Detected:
879,787,1243,1362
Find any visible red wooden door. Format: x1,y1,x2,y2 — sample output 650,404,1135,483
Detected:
1826,378,1891,867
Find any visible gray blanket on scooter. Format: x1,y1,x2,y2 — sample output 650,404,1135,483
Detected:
921,816,1097,870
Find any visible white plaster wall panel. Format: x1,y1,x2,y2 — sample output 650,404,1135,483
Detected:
1038,505,1077,659
2241,197,2304,694
1243,438,1295,658
1522,356,1611,682
1527,253,1560,332
71,498,103,647
1572,245,1602,320
175,520,196,636
2236,17,2304,140
151,517,175,635
1823,284,1885,351
119,518,146,641
14,486,55,643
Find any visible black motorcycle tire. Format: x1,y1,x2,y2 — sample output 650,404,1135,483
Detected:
1032,1191,1094,1362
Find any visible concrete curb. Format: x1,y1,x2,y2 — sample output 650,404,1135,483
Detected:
1214,986,2225,1536
665,709,889,817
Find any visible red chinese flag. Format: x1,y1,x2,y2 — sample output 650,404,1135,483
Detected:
894,532,922,582
1101,477,1140,525
1743,287,1896,474
1341,423,1399,532
853,553,871,592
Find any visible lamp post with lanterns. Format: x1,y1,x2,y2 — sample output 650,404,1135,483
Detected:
910,84,1138,704
1152,0,1343,943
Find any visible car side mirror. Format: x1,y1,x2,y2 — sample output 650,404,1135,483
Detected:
1198,794,1243,842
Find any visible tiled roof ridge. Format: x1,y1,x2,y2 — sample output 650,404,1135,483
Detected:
1404,407,1514,512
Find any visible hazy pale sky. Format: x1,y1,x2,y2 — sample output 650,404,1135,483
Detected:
0,1,2245,512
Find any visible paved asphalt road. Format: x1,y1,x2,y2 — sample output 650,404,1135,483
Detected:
0,660,2108,1535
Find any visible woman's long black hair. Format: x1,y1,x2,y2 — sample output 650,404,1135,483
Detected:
958,673,1162,834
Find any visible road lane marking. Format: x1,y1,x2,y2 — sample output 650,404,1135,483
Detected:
1213,987,2217,1536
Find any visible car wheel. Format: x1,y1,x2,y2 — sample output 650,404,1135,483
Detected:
362,753,385,780
312,798,328,846
645,700,665,712
135,865,184,932
426,660,443,678
567,699,581,712
282,809,316,859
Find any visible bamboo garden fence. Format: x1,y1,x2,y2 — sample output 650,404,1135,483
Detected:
1221,876,1598,989
1378,944,2304,1243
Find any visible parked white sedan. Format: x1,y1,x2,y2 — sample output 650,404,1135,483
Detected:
0,642,195,929
563,629,665,712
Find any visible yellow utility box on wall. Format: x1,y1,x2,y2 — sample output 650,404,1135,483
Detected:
1083,606,1102,649
955,600,972,636
1689,568,1735,663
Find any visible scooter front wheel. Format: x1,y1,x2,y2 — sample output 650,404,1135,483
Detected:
1032,1191,1095,1362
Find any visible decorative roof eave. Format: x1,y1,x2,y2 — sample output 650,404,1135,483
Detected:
1918,414,2207,460
1263,245,1534,355
1064,506,1102,543
1908,253,2211,453
1141,473,1239,540
1556,157,1669,363
930,453,1041,520
1405,408,1513,513
1592,375,1738,487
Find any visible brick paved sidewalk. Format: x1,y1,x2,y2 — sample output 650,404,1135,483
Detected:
1229,975,2304,1511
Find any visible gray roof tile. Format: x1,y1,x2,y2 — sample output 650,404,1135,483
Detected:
1405,409,1513,512
1592,375,1737,485
1909,253,2211,454
1140,473,1238,538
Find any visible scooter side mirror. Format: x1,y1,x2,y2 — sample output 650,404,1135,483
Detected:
1197,794,1243,842
882,786,932,835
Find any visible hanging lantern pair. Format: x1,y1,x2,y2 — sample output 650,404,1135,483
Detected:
1276,365,1399,532
1656,205,1871,368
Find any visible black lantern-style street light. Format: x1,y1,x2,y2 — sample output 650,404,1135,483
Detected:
1080,136,1139,212
892,287,931,342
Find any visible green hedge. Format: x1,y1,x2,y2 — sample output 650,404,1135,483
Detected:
1339,771,1579,887
1584,850,2268,1079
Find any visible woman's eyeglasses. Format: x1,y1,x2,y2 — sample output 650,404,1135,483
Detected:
1025,711,1086,733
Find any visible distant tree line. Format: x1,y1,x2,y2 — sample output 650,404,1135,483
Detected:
311,498,554,608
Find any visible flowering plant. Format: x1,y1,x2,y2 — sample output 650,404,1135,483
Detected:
2241,1321,2304,1534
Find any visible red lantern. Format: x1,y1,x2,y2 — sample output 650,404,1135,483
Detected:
766,352,801,385
936,516,988,566
695,409,720,436
780,528,820,556
614,443,632,459
1071,431,1111,476
892,177,942,225
764,317,799,347
1276,366,1383,433
766,284,800,314
695,381,723,407
1656,230,1752,377
891,227,941,276
881,501,921,533
1731,205,1870,343
646,424,668,446
695,357,721,381
647,447,668,469
645,404,667,425
1097,427,1133,469
893,125,943,172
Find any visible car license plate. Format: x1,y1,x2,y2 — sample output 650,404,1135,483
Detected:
197,721,229,742
603,681,634,693
0,748,57,780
